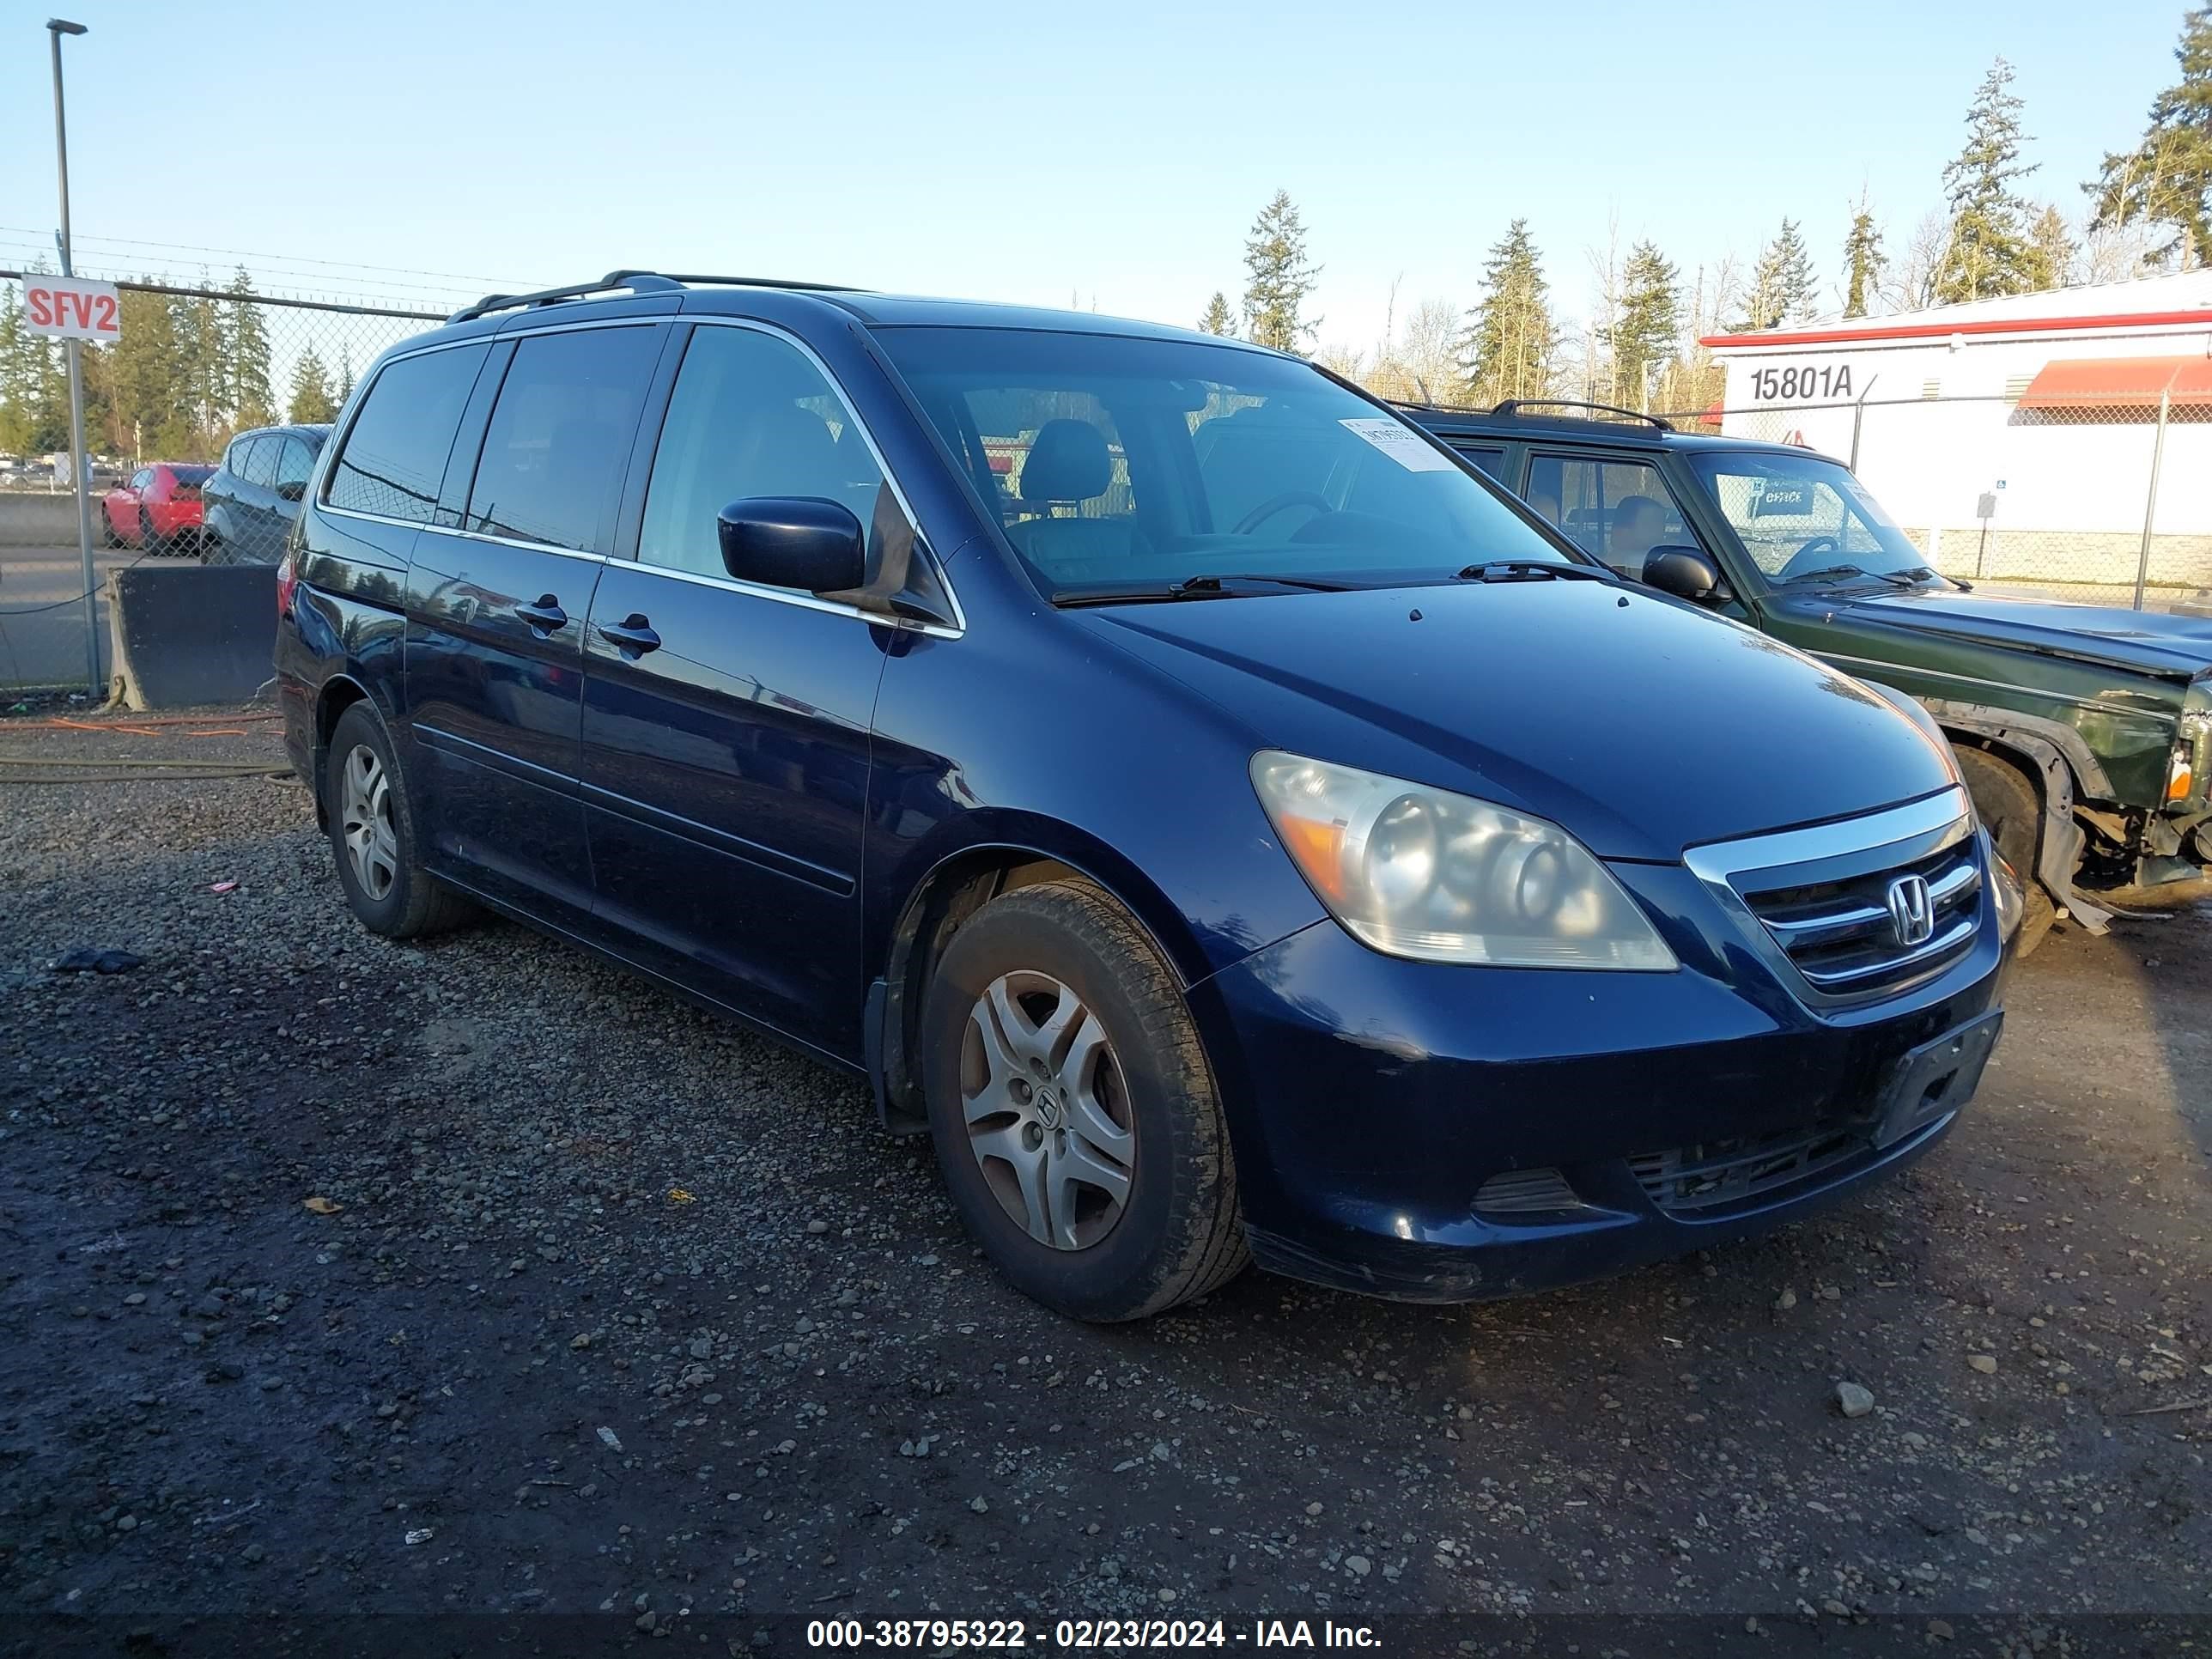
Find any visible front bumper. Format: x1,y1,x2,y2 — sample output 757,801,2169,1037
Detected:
1186,859,2005,1304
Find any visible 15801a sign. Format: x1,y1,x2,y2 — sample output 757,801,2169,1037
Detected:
1744,362,1851,403
19,274,122,343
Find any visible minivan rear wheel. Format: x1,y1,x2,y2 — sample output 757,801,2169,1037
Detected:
920,879,1247,1321
323,701,475,939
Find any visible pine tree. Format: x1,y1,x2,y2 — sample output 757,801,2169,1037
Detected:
2087,5,2212,270
1601,241,1680,409
1736,220,1818,330
0,280,72,455
1842,203,1885,319
1241,191,1321,353
2022,204,2077,289
1934,58,2039,301
1458,220,1555,405
289,348,338,423
1197,292,1237,337
336,346,356,403
222,267,273,428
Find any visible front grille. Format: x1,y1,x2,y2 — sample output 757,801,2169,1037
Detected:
1741,838,1981,998
1630,1126,1870,1215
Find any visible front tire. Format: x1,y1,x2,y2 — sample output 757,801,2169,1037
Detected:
920,878,1247,1322
1957,746,2056,957
323,702,475,939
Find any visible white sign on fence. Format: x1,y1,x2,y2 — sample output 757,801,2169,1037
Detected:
19,274,122,343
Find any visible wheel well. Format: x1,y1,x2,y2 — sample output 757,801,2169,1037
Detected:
872,852,1095,1136
312,678,370,825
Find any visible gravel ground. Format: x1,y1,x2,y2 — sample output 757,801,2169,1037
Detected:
1,707,2207,1654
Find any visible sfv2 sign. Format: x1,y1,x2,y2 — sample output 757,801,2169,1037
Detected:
20,275,122,343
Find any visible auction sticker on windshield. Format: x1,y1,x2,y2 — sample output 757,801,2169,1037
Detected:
1340,417,1455,471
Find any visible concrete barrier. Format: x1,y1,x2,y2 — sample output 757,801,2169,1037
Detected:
108,563,277,710
0,492,93,546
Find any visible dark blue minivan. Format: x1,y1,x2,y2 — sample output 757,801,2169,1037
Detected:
274,271,2008,1320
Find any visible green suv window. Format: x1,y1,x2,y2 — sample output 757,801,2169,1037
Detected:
1692,453,1928,582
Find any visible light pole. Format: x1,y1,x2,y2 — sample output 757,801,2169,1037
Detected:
48,16,100,700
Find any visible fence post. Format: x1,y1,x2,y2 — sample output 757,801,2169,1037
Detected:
2133,388,2170,612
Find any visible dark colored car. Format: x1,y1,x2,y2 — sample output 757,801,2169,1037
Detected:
273,271,2007,1321
1402,399,2212,954
203,422,330,564
100,461,213,552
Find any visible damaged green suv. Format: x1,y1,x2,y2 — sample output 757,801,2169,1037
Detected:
1404,401,2212,954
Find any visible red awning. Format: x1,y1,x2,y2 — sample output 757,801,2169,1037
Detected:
2016,355,2212,409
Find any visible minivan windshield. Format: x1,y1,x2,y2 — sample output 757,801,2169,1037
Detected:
877,326,1575,598
1689,453,1947,587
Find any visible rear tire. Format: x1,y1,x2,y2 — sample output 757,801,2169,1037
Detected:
323,702,476,940
1956,746,2056,957
920,878,1247,1321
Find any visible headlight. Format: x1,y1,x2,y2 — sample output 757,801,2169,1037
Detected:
1249,750,1678,969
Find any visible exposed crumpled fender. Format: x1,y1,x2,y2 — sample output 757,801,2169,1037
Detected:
1909,696,2113,934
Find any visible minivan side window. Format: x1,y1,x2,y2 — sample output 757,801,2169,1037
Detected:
326,345,488,525
463,326,661,554
238,436,278,488
638,326,890,580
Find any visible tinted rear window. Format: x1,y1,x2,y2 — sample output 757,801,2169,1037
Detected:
327,345,489,524
172,465,215,485
463,325,659,554
237,436,277,487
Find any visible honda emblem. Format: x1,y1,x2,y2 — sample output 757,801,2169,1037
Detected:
1885,873,1935,948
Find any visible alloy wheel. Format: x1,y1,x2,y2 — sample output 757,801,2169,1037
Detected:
339,743,398,902
960,970,1136,1249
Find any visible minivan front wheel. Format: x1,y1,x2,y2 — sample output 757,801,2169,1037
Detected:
323,702,474,939
921,879,1247,1321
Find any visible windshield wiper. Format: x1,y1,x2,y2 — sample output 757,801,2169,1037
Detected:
1455,559,1614,583
1787,562,1941,590
1051,573,1352,607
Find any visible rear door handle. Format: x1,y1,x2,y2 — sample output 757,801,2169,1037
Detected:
596,613,661,657
515,594,568,634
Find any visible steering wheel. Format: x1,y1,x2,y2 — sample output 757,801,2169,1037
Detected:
1232,491,1334,535
1774,535,1844,580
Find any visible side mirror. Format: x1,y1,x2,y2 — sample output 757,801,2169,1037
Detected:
276,481,307,502
717,497,866,594
1641,544,1727,603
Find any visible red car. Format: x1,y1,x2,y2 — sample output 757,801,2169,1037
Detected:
101,462,214,554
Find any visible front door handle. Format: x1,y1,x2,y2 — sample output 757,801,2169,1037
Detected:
596,613,662,657
515,594,568,634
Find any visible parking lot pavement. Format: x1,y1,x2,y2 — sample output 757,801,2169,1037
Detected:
0,542,139,694
1,708,2207,1643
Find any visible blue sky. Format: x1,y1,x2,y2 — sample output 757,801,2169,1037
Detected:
0,0,2193,345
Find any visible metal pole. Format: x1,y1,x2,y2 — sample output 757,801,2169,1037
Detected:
2134,388,2170,613
49,18,99,698
1846,374,1877,472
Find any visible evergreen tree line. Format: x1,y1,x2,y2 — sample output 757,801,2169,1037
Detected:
0,265,361,463
1200,7,2212,413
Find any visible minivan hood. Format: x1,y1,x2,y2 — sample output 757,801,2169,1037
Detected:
1809,587,2212,680
1073,580,1959,861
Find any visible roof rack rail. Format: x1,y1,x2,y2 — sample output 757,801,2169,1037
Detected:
1490,398,1674,431
447,269,862,325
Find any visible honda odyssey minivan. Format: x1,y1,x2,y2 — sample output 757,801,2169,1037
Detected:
274,270,2006,1321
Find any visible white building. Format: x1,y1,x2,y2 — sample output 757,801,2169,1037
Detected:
1703,273,2212,592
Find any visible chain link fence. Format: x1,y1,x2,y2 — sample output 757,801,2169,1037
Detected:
1658,392,2212,610
0,275,445,693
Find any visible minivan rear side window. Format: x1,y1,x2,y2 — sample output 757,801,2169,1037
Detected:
326,345,488,525
464,326,660,555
